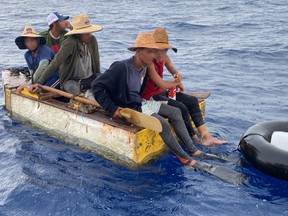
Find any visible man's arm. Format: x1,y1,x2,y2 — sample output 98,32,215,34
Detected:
91,36,101,75
37,38,75,85
91,62,125,116
147,63,180,90
164,54,185,91
165,54,183,82
33,59,50,83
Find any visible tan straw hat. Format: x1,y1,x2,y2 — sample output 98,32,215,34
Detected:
153,27,177,53
15,26,46,50
128,33,160,51
65,14,103,36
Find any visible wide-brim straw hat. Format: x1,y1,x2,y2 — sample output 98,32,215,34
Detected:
15,26,46,50
128,33,160,51
153,27,177,53
65,14,103,36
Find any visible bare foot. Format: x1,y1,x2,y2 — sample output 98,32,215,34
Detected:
191,150,202,156
187,159,197,167
202,134,228,146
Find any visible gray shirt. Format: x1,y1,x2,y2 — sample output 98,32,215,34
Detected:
72,42,93,79
123,57,146,103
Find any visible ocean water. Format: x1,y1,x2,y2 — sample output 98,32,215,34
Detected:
0,0,288,215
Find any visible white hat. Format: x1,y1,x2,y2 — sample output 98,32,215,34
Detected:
46,12,69,26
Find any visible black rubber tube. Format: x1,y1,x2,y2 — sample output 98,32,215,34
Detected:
239,121,288,181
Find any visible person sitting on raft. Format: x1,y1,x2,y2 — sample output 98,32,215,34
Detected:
91,32,221,167
141,28,227,146
28,14,102,95
40,12,73,54
15,26,60,94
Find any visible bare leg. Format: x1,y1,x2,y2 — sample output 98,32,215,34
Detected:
176,92,228,146
197,125,228,146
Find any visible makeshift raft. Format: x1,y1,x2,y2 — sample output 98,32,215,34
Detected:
2,69,208,167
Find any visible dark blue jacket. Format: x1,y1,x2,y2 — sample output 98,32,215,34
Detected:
91,61,142,116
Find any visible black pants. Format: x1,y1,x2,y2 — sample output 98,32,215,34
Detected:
79,74,97,90
153,91,204,137
152,104,198,164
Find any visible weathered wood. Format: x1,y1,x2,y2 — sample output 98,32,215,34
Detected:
42,97,140,133
38,85,163,132
188,91,211,100
120,108,162,132
2,69,207,167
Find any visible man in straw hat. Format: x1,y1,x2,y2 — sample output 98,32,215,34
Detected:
141,27,228,146
28,14,103,95
40,12,73,54
15,25,60,93
92,32,220,167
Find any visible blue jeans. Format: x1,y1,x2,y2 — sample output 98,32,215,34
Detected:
44,70,60,89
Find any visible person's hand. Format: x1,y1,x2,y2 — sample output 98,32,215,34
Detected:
113,107,124,118
177,82,185,92
28,84,40,94
173,72,183,82
16,85,25,94
65,21,73,30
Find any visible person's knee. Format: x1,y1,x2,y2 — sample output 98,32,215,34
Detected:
186,96,198,107
184,96,202,116
170,101,193,121
192,96,198,104
178,103,189,116
152,114,170,132
169,106,182,121
169,100,188,113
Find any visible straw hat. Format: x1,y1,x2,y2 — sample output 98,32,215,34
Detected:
153,27,177,53
65,14,103,36
128,33,160,51
15,26,46,50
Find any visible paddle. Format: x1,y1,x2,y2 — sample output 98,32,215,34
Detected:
37,85,162,132
198,153,241,164
120,108,162,132
193,161,248,185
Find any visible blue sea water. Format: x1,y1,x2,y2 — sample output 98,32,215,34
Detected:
0,0,288,215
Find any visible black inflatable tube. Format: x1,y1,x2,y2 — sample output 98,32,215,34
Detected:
239,121,288,181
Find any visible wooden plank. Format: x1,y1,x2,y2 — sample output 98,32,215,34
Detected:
39,92,61,100
38,85,163,132
188,92,211,100
41,98,140,133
